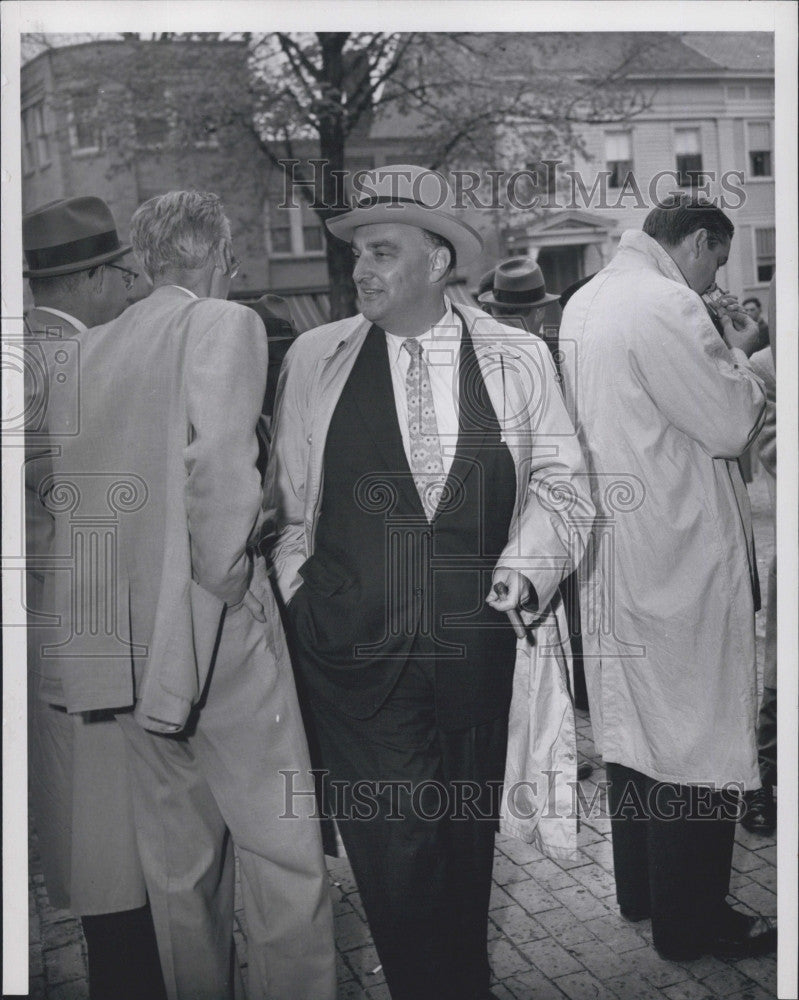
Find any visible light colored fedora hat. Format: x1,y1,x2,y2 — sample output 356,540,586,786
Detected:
23,196,131,278
326,163,483,265
478,256,560,308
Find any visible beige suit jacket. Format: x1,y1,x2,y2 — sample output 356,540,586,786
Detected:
41,286,268,729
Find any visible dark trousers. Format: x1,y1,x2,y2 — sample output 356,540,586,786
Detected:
81,904,166,1000
606,762,738,960
757,686,777,788
308,660,508,1000
757,555,777,787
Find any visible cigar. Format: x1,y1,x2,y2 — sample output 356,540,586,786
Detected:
493,581,528,640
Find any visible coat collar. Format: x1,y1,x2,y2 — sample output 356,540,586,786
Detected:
320,301,526,362
615,229,691,289
25,305,85,336
322,316,371,361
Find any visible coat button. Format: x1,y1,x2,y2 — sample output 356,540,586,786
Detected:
307,434,312,444
414,588,424,597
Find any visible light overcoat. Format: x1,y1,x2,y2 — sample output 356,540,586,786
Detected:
266,302,596,857
559,230,767,789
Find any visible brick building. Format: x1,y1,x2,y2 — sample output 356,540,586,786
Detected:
500,33,775,306
21,33,774,325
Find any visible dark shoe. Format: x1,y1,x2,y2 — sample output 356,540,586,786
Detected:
655,941,704,962
740,787,776,835
577,761,593,781
710,909,777,959
620,907,650,923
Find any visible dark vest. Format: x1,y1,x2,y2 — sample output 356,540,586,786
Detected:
288,316,517,731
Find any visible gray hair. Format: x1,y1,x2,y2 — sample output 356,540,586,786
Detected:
130,191,232,280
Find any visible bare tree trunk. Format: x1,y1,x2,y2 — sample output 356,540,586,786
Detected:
326,235,357,320
317,34,358,321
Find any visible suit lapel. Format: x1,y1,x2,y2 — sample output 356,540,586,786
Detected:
444,311,494,503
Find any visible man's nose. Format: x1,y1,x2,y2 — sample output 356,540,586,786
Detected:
352,255,369,282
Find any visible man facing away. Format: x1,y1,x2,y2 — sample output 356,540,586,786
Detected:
40,190,335,1000
267,164,593,1000
559,195,776,961
24,196,165,1000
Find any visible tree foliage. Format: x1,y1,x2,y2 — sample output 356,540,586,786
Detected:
26,31,657,318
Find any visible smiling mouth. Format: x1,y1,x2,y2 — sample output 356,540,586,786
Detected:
358,287,383,297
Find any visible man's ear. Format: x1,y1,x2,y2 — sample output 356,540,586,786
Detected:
429,245,451,285
88,265,106,294
216,238,233,275
691,228,709,258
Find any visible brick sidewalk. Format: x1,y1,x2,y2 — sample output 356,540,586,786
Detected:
27,474,778,999
27,706,778,1000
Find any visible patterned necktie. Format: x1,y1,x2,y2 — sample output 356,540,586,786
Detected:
403,337,447,520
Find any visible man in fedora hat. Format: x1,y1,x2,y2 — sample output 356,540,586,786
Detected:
24,196,166,1000
24,195,143,333
267,163,593,999
478,255,560,336
38,190,335,1000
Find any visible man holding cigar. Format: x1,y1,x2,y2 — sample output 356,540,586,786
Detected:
267,163,593,1000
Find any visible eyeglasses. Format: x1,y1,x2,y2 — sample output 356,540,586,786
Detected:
228,256,241,279
105,263,140,290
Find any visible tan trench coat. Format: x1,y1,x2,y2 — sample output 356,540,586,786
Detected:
559,230,767,789
266,303,595,857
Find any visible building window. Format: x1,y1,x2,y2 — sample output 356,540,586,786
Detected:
192,114,219,149
747,122,773,178
755,227,775,283
22,101,50,172
605,131,633,188
675,128,703,187
135,112,170,148
303,225,324,252
68,91,101,153
270,219,293,254
268,204,325,257
22,108,36,174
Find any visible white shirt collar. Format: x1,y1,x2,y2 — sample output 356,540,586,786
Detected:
165,284,199,299
33,306,88,334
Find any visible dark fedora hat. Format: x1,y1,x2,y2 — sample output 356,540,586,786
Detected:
478,256,559,309
326,163,483,265
23,196,131,278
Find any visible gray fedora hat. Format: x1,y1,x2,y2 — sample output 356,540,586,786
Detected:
478,256,560,308
23,196,131,278
326,164,483,265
